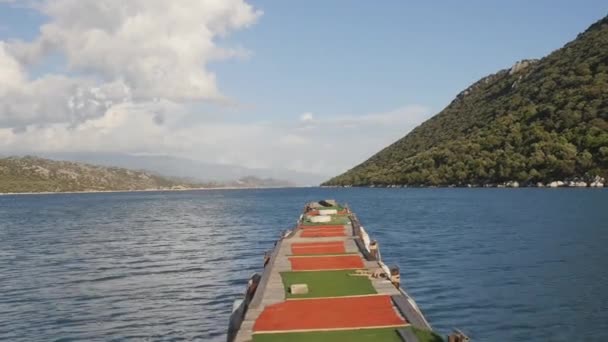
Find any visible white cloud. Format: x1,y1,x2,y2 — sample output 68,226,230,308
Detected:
0,0,261,127
299,105,429,128
288,105,432,173
279,133,309,146
0,1,434,176
0,43,130,128
0,42,25,90
0,105,432,175
300,112,314,123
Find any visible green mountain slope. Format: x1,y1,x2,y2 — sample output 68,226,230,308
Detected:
324,15,608,187
0,156,200,193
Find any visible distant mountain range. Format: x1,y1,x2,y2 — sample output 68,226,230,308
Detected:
0,156,299,193
325,15,608,187
37,152,326,186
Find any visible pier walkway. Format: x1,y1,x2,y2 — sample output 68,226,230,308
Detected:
231,202,439,342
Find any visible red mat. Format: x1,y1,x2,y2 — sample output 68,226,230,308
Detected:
300,229,345,238
253,295,406,332
291,241,346,255
289,255,364,271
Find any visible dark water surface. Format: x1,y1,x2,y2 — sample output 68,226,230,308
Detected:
0,188,607,341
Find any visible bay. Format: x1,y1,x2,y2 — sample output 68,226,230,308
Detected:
0,188,606,341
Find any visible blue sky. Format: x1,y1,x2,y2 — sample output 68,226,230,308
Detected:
211,0,607,120
0,1,606,175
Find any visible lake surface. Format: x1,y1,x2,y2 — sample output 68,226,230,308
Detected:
0,188,607,341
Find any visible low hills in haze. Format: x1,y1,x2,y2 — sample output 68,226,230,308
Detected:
40,152,324,187
324,15,608,187
0,156,295,193
0,156,199,193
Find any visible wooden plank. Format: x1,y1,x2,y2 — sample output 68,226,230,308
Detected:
391,295,431,330
355,238,376,261
250,238,286,308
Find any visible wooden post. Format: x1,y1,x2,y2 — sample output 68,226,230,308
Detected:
263,251,270,267
390,265,400,286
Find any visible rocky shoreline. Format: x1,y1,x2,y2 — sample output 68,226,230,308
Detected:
324,176,606,189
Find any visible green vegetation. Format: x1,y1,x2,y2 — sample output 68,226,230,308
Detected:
252,328,403,342
301,215,350,226
281,270,377,298
0,156,201,193
324,16,608,187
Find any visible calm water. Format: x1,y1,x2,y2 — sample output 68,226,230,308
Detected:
0,188,607,341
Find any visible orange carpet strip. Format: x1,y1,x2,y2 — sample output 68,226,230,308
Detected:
291,241,346,255
300,229,345,238
299,224,346,230
289,255,364,271
253,295,406,332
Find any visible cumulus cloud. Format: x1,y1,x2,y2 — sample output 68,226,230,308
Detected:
0,43,130,128
0,0,261,127
0,42,24,89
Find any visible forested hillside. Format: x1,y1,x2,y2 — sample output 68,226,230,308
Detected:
324,15,608,187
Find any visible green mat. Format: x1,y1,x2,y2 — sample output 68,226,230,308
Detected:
411,327,445,342
280,270,376,298
252,328,402,342
252,327,444,342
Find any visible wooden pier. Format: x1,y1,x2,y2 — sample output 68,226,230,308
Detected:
228,201,449,342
